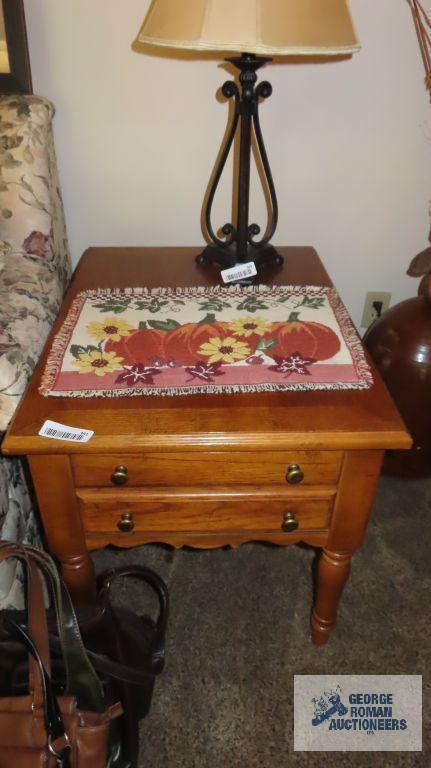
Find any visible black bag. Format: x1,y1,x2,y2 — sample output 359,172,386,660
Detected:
76,565,169,765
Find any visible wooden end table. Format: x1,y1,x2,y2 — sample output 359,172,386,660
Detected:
2,247,411,645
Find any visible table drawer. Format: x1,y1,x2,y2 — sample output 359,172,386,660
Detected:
72,451,342,488
77,487,334,535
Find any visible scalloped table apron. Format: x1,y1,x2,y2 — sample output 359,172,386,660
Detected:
39,285,373,398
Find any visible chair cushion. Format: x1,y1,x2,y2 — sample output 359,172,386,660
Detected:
0,94,70,287
0,244,64,431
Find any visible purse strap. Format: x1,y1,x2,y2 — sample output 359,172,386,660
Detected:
0,542,105,713
1,615,71,768
97,565,169,673
50,564,170,685
0,542,50,670
22,544,106,713
47,633,155,685
0,542,51,711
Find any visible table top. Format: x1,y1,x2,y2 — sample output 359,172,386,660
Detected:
2,247,411,455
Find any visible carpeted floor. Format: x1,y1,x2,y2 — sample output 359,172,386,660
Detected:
93,475,431,768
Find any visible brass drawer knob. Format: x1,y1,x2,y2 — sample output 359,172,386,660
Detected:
286,463,304,485
111,465,128,486
117,512,134,533
281,510,299,533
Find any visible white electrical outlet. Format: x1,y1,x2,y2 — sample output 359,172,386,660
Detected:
361,291,391,329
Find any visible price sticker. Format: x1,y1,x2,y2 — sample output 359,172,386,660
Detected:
220,261,257,284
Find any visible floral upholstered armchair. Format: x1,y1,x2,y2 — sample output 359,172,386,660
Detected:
0,95,71,607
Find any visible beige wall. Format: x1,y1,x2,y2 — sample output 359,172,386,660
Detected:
24,0,430,327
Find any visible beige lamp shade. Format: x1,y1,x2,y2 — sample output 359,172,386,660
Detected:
137,0,360,56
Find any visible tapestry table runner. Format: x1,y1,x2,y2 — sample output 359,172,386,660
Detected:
39,285,373,397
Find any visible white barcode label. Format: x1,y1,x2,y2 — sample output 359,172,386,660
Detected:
38,420,94,443
221,261,257,284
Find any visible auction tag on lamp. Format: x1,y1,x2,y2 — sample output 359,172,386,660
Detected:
221,261,257,284
39,420,94,443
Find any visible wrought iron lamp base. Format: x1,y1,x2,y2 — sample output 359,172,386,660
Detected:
196,242,283,272
198,53,283,278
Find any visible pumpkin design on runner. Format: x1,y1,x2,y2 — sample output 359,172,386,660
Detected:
264,312,341,361
105,328,165,365
41,285,372,398
162,320,230,365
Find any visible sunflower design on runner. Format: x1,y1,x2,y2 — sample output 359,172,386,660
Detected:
87,317,133,342
228,316,273,338
73,350,124,376
198,336,251,364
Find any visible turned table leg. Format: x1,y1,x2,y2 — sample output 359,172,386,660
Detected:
311,549,351,645
311,450,384,645
28,455,96,605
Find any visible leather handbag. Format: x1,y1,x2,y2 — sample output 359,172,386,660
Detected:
1,551,169,768
0,542,123,768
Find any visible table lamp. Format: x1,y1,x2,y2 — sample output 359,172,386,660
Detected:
137,0,360,276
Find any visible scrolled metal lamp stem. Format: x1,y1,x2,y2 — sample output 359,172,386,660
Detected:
203,81,240,249
197,53,283,276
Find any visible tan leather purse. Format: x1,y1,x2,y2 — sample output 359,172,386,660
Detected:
0,542,123,768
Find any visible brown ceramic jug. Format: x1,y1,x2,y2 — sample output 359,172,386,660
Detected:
364,250,431,477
